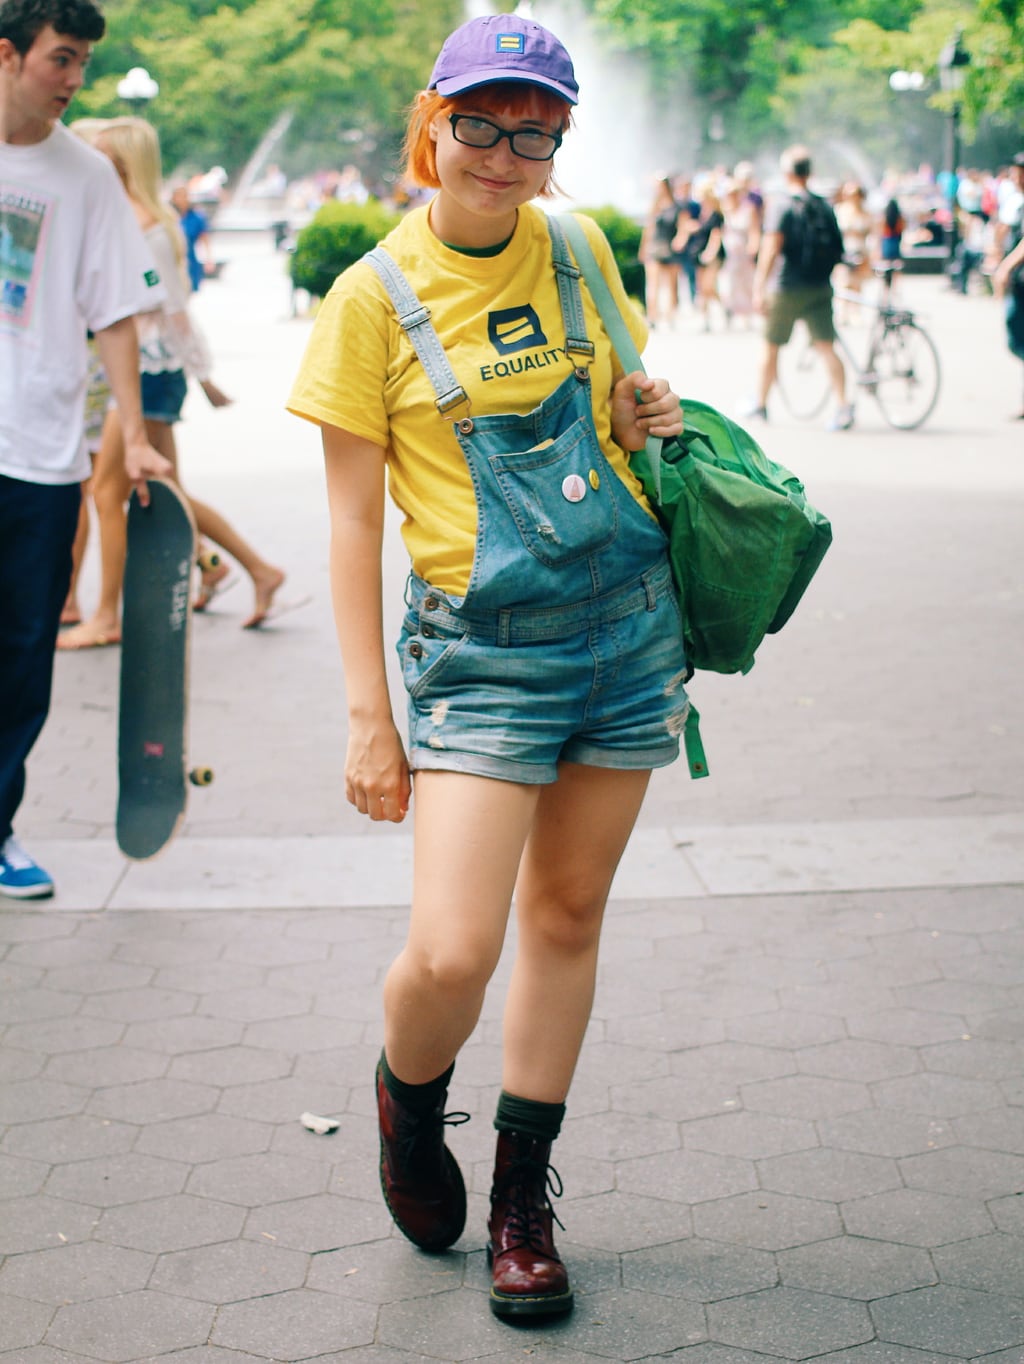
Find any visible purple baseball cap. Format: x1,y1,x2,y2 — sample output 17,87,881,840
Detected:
429,13,579,106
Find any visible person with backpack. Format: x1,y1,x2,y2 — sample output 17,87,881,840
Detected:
287,10,687,1322
748,145,852,431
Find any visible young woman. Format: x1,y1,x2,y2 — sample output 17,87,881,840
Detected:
639,175,681,326
59,117,285,647
288,13,688,1320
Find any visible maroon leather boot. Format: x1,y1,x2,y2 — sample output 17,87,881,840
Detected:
376,1062,468,1252
487,1130,574,1318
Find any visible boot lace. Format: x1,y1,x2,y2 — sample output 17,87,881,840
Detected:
394,1105,470,1173
496,1156,566,1250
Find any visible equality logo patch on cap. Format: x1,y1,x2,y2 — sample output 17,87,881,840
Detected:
495,32,526,54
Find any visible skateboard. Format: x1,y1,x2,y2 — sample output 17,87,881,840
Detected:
117,479,213,860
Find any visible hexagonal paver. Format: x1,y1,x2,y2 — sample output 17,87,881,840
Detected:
758,1148,901,1203
778,1236,936,1299
953,1107,1024,1154
846,1008,968,1048
95,1194,246,1253
741,1074,871,1122
616,1149,757,1205
0,1115,136,1164
87,1079,218,1125
933,1232,1024,1298
819,1110,955,1159
693,1191,840,1252
560,1110,679,1162
683,1111,818,1160
611,1076,741,1123
872,1072,1003,1117
0,1152,47,1198
622,1237,777,1302
44,1046,167,1089
990,1193,1024,1235
378,1287,540,1360
797,1039,920,1084
242,1192,390,1252
0,1293,54,1353
0,1080,88,1125
212,1287,376,1360
562,1190,691,1253
46,1290,214,1362
167,1045,293,1088
871,1284,1024,1357
555,1287,707,1359
307,1240,462,1303
149,1238,308,1303
44,1152,187,1207
708,1286,873,1358
186,1152,328,1206
0,1242,153,1304
122,1017,244,1052
134,1113,272,1164
841,1188,994,1247
726,1010,847,1050
900,1144,1024,1200
216,1076,349,1125
0,1196,99,1254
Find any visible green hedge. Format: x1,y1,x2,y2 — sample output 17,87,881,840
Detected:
289,200,401,299
290,199,645,306
577,206,645,305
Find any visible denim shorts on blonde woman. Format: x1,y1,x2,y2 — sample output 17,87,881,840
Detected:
399,559,690,783
140,368,188,424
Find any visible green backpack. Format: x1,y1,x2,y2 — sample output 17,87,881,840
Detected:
556,214,832,680
629,401,833,677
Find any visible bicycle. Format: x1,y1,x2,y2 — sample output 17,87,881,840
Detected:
776,266,942,430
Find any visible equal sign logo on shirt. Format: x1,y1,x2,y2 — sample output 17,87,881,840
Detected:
495,33,526,53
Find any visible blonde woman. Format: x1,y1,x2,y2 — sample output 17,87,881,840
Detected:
59,118,284,647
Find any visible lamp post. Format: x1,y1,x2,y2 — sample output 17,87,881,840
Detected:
116,66,159,117
937,28,970,265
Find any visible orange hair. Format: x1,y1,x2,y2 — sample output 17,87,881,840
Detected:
403,83,572,198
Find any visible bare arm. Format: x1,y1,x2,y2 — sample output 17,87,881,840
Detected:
322,423,411,824
93,315,172,503
994,236,1024,295
752,230,782,312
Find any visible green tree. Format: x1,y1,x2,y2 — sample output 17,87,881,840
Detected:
77,0,462,185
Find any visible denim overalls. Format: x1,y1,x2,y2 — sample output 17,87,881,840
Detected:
365,218,698,783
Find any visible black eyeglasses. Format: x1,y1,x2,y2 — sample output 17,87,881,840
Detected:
448,114,561,162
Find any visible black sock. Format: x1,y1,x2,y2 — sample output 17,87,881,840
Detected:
379,1050,454,1114
494,1090,565,1143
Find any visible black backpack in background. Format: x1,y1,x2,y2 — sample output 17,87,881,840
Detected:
787,193,845,282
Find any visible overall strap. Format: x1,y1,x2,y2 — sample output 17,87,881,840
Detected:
545,216,596,364
363,247,470,418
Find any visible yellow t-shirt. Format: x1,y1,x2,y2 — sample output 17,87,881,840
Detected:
287,201,650,596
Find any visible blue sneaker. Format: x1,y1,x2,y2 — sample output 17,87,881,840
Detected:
0,836,55,900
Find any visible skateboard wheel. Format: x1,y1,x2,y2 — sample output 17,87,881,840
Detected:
197,550,221,571
189,767,214,787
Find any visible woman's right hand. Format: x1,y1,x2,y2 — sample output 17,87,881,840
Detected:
345,719,411,823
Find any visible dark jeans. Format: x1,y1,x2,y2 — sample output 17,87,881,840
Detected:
0,474,81,843
1007,288,1024,365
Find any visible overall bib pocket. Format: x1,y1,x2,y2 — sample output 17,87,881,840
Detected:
487,418,620,567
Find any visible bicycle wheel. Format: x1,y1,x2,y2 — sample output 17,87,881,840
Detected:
866,320,940,430
775,323,831,420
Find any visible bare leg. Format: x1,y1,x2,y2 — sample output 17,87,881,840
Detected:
153,420,285,627
57,411,130,649
814,339,847,405
61,491,91,624
757,341,780,409
503,764,651,1101
382,771,539,1083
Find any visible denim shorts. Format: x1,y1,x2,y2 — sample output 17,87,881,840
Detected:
398,560,690,784
141,368,188,424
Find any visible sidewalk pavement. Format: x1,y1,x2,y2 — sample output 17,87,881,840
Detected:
1,235,1022,1362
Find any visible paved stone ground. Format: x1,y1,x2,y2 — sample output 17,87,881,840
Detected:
1,233,1022,1361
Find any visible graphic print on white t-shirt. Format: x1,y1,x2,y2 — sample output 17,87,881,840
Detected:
0,186,52,328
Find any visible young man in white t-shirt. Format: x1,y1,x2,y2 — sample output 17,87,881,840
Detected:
0,0,171,898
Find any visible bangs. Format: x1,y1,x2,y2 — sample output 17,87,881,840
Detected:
403,84,572,195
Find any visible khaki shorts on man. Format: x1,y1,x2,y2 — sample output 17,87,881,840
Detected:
764,284,836,346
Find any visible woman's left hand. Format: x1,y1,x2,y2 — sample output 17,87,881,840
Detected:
610,372,683,452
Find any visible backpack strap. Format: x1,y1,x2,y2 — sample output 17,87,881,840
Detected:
554,214,707,780
364,246,470,419
555,213,665,500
